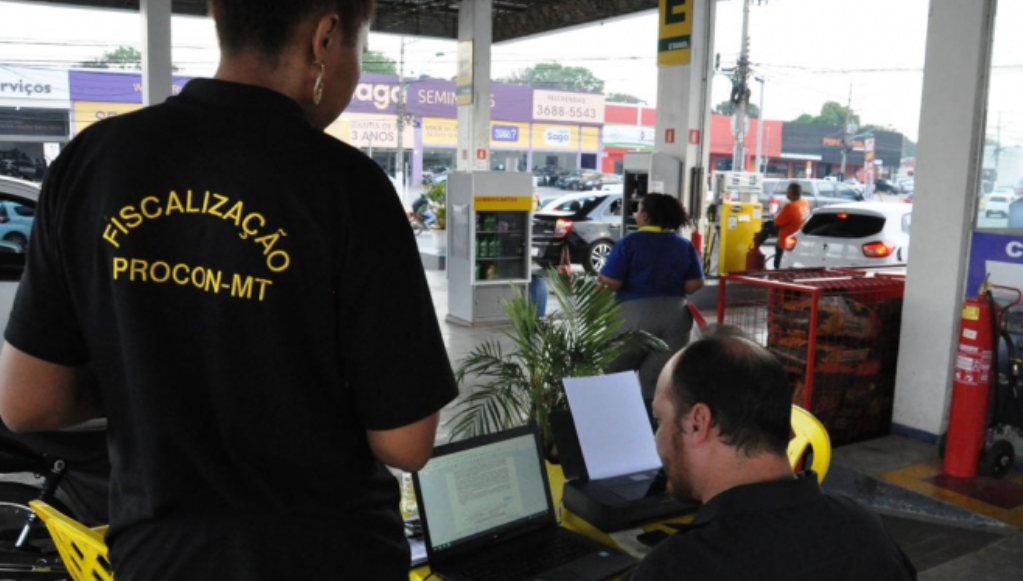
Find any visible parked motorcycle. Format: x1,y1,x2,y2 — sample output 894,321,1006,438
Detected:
0,420,109,580
409,212,430,236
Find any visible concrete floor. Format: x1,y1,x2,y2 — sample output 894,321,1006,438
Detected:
420,264,1023,578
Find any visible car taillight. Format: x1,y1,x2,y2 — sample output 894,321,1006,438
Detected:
554,219,574,238
783,236,797,251
862,241,895,258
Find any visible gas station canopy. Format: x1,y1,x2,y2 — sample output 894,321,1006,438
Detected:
30,0,659,42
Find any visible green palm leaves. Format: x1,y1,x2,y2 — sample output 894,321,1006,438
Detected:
448,271,667,454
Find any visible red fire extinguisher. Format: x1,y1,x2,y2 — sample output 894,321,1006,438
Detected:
943,289,995,478
745,244,765,271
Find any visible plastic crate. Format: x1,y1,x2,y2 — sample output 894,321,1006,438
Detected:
717,268,905,446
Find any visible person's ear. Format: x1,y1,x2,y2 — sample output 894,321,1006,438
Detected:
688,403,714,444
311,14,340,62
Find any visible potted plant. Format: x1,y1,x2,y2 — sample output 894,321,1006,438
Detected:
447,271,667,457
425,182,447,254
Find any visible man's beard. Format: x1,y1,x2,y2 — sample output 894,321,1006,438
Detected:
666,431,697,503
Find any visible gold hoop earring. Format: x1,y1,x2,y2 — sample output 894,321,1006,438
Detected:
313,61,325,105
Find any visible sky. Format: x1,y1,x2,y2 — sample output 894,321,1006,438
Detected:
0,0,1020,145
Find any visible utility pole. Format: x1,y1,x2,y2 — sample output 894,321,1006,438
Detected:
839,85,853,179
394,36,407,200
754,76,765,174
731,0,753,173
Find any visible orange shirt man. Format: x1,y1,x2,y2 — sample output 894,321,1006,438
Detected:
773,182,811,269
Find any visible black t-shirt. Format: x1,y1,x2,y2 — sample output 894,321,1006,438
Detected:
629,472,917,581
5,78,458,580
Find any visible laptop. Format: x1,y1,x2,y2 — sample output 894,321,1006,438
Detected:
412,425,637,581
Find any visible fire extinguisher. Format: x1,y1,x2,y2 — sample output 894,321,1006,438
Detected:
943,289,995,478
745,244,766,271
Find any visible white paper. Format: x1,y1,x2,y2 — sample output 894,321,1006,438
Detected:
563,372,662,479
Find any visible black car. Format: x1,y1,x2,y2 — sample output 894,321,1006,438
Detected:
556,170,586,190
531,192,624,275
873,178,901,194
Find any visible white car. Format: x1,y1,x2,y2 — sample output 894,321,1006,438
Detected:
780,202,912,268
985,194,1013,218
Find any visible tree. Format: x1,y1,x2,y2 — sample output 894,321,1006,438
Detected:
817,101,860,127
80,46,143,70
79,46,180,71
361,50,397,75
502,62,605,93
713,100,760,118
902,137,917,159
791,101,861,127
607,92,646,105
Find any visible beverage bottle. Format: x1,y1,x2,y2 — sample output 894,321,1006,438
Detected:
400,472,419,519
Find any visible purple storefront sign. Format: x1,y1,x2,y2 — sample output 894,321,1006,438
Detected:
69,70,193,103
348,73,532,122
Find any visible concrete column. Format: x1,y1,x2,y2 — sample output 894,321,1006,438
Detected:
412,123,424,189
654,0,716,209
140,0,173,106
456,0,492,172
893,0,997,438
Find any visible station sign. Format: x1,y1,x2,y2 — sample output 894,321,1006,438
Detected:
716,171,763,194
658,0,692,67
967,232,1023,296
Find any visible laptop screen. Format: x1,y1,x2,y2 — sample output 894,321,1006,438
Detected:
415,429,551,554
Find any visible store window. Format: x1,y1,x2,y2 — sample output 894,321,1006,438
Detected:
976,1,1023,233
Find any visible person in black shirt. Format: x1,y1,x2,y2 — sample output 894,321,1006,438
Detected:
0,1,458,579
633,329,916,581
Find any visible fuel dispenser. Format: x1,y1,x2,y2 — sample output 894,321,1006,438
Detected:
622,152,683,234
706,172,764,276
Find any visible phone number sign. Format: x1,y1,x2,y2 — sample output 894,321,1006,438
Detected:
532,90,605,124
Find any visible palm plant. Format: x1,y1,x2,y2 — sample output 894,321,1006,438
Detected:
425,182,446,229
448,271,667,456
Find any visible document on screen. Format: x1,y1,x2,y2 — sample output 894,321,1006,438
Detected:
563,372,661,479
445,454,525,538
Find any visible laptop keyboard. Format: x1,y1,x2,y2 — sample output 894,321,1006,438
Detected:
454,531,596,581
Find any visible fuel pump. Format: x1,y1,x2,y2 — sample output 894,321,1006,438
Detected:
706,172,764,276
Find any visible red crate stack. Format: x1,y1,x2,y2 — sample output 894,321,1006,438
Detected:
717,268,906,446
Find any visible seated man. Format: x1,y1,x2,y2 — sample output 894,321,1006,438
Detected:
631,329,916,580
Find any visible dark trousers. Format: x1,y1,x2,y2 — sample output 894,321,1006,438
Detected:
774,247,785,270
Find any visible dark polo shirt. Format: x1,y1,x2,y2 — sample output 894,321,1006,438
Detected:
629,472,917,581
6,78,459,580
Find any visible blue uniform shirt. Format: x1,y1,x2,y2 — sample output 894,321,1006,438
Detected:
599,229,703,302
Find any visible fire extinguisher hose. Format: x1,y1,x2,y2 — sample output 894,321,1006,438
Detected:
987,289,1000,429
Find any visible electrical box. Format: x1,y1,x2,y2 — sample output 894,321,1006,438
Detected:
622,152,683,234
446,172,533,326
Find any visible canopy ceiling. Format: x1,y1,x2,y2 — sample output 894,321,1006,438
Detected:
30,0,659,43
